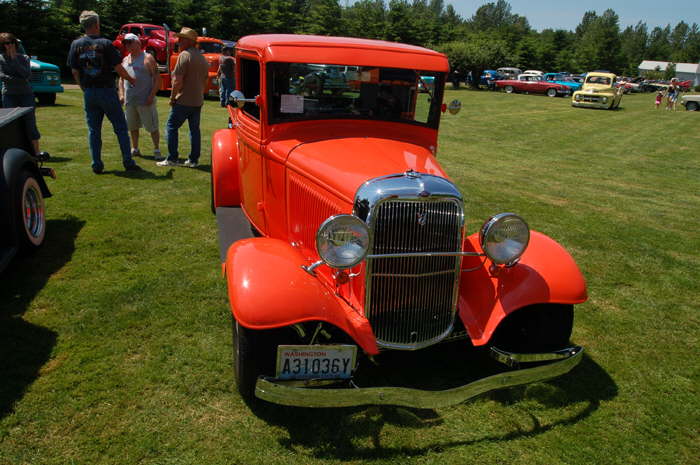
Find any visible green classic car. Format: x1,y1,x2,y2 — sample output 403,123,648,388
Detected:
571,72,623,110
0,40,64,106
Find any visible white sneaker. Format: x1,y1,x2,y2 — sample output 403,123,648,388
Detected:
181,159,198,168
153,149,162,160
131,148,141,157
156,159,177,166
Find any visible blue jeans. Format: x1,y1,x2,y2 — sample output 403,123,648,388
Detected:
219,77,234,107
166,104,201,163
83,87,134,170
2,92,40,141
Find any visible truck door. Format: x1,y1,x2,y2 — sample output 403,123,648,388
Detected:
235,56,266,234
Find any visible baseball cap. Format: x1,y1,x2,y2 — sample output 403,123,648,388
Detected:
123,33,139,42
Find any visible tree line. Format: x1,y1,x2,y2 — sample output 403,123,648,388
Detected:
1,0,699,80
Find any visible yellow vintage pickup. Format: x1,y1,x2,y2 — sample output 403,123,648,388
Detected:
572,72,624,110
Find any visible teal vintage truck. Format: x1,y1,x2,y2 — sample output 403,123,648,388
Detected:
0,40,63,106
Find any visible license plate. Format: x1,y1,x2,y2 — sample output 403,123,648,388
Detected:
276,345,357,380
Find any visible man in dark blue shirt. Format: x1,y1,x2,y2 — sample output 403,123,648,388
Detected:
67,10,140,173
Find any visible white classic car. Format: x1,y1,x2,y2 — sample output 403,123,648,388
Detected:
681,95,700,111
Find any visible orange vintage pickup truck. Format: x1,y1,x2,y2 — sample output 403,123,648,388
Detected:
159,36,223,98
211,34,587,409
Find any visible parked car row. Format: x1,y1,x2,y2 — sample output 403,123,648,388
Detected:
495,73,572,97
615,77,693,93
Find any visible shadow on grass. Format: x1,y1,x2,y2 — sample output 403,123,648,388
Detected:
36,103,71,108
110,167,174,180
43,156,72,163
251,347,616,461
0,216,84,418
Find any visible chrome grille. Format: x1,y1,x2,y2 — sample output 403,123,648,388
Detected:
366,199,463,349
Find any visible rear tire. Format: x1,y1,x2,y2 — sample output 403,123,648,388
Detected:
210,169,216,214
504,85,514,94
687,102,699,111
14,171,45,251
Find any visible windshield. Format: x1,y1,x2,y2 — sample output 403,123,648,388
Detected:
199,42,222,54
144,27,160,36
268,62,444,128
587,76,611,85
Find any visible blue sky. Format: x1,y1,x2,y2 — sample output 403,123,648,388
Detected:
344,1,700,32
447,1,700,31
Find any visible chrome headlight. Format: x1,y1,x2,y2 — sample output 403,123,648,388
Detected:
479,213,530,266
316,215,369,269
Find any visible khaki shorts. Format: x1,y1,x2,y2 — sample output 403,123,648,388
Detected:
125,103,159,133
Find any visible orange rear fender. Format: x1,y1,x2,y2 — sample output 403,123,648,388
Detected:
225,238,379,355
211,128,241,207
458,231,587,346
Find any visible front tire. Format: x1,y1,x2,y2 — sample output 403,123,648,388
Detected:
232,318,291,403
546,88,557,97
233,318,264,403
37,93,56,105
14,171,45,250
504,85,514,94
687,102,699,111
491,304,574,353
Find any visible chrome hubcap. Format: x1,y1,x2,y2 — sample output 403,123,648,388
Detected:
23,184,44,239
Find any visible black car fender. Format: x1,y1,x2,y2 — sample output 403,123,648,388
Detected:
2,148,52,198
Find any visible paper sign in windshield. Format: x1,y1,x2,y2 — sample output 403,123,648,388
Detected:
281,94,304,113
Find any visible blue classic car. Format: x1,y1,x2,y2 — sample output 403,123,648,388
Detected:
543,73,582,92
0,40,64,106
481,69,504,90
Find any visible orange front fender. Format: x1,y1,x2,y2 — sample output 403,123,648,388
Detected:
458,230,587,346
211,128,241,207
225,238,379,355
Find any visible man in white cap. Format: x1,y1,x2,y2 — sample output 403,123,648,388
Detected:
118,33,162,159
67,10,140,173
156,27,208,168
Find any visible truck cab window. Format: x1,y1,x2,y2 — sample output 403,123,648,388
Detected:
239,58,260,120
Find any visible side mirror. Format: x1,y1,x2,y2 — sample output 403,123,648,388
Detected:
229,90,258,109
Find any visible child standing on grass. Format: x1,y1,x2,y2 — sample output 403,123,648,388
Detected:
655,91,663,109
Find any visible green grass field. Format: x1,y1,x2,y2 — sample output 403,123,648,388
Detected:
1,88,698,464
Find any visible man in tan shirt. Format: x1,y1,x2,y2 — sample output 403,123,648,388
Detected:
157,27,209,168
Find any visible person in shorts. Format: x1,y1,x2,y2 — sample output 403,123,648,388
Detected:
666,79,679,111
118,33,162,159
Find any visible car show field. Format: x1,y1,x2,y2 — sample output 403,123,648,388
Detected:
0,88,697,464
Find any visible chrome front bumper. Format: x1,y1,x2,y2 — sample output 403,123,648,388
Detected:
254,346,583,408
